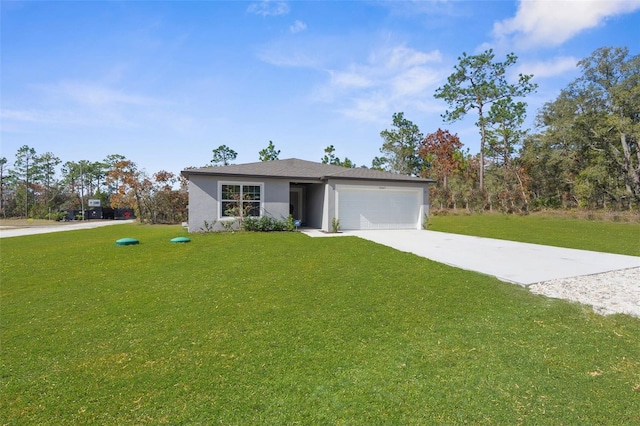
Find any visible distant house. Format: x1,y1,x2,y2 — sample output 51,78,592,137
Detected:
181,158,433,232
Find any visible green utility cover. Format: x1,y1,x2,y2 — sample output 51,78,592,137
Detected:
116,238,139,246
171,237,191,243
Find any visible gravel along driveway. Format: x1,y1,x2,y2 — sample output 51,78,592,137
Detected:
529,267,640,318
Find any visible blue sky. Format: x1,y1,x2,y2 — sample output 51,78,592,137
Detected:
2,0,639,176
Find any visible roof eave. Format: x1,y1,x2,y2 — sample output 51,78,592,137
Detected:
181,169,434,184
322,175,435,184
181,169,324,181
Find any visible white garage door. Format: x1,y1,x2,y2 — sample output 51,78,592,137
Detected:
337,185,422,230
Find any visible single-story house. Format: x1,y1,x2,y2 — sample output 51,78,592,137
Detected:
181,158,434,232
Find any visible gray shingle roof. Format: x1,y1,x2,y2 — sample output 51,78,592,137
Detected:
182,158,433,183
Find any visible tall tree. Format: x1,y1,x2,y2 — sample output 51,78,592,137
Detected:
523,92,588,208
573,46,640,203
211,145,238,166
434,49,536,190
378,112,424,176
483,97,531,212
321,145,338,165
418,129,463,191
85,161,107,196
370,156,388,171
137,170,187,224
259,141,280,161
486,97,528,168
0,157,8,218
35,152,61,218
62,160,94,215
104,154,127,197
105,158,140,212
321,145,355,168
11,145,38,217
524,46,640,209
152,170,186,224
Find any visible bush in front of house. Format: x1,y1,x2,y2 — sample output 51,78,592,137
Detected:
242,215,296,232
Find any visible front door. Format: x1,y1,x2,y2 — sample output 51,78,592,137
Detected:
289,188,303,222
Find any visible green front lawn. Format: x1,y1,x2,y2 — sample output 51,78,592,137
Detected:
2,225,639,424
429,212,640,256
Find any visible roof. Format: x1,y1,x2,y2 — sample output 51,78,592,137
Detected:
181,158,434,184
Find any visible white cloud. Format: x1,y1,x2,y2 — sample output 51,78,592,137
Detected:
493,0,640,49
258,45,322,68
247,1,290,17
259,38,444,122
383,46,442,69
290,20,306,33
1,109,43,123
1,107,117,128
2,82,165,131
48,82,158,107
391,67,442,97
329,70,373,89
337,92,390,122
517,56,579,79
322,46,444,122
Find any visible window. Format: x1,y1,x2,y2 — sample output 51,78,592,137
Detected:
220,183,262,218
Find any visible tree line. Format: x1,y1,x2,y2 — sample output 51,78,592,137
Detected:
4,46,636,221
429,46,638,212
0,151,188,223
216,46,638,213
370,46,638,212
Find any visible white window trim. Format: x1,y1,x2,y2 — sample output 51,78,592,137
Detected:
218,181,264,220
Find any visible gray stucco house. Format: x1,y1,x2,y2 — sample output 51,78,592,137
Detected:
181,158,434,232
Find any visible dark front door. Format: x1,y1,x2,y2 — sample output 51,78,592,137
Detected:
289,189,302,222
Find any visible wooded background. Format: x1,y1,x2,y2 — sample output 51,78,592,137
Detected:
1,47,637,222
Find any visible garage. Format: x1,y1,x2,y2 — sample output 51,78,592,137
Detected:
336,185,423,230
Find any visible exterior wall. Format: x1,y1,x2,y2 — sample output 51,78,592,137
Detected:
187,175,290,232
187,175,219,232
322,183,334,232
305,183,325,229
188,174,430,232
263,179,290,220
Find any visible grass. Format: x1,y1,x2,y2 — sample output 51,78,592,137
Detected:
429,212,640,256
2,224,640,424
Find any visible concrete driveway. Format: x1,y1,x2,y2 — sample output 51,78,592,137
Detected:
311,229,640,286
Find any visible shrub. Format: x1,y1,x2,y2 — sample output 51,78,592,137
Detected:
46,212,66,221
331,217,340,233
221,219,238,232
284,215,295,231
200,220,217,233
242,215,295,232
